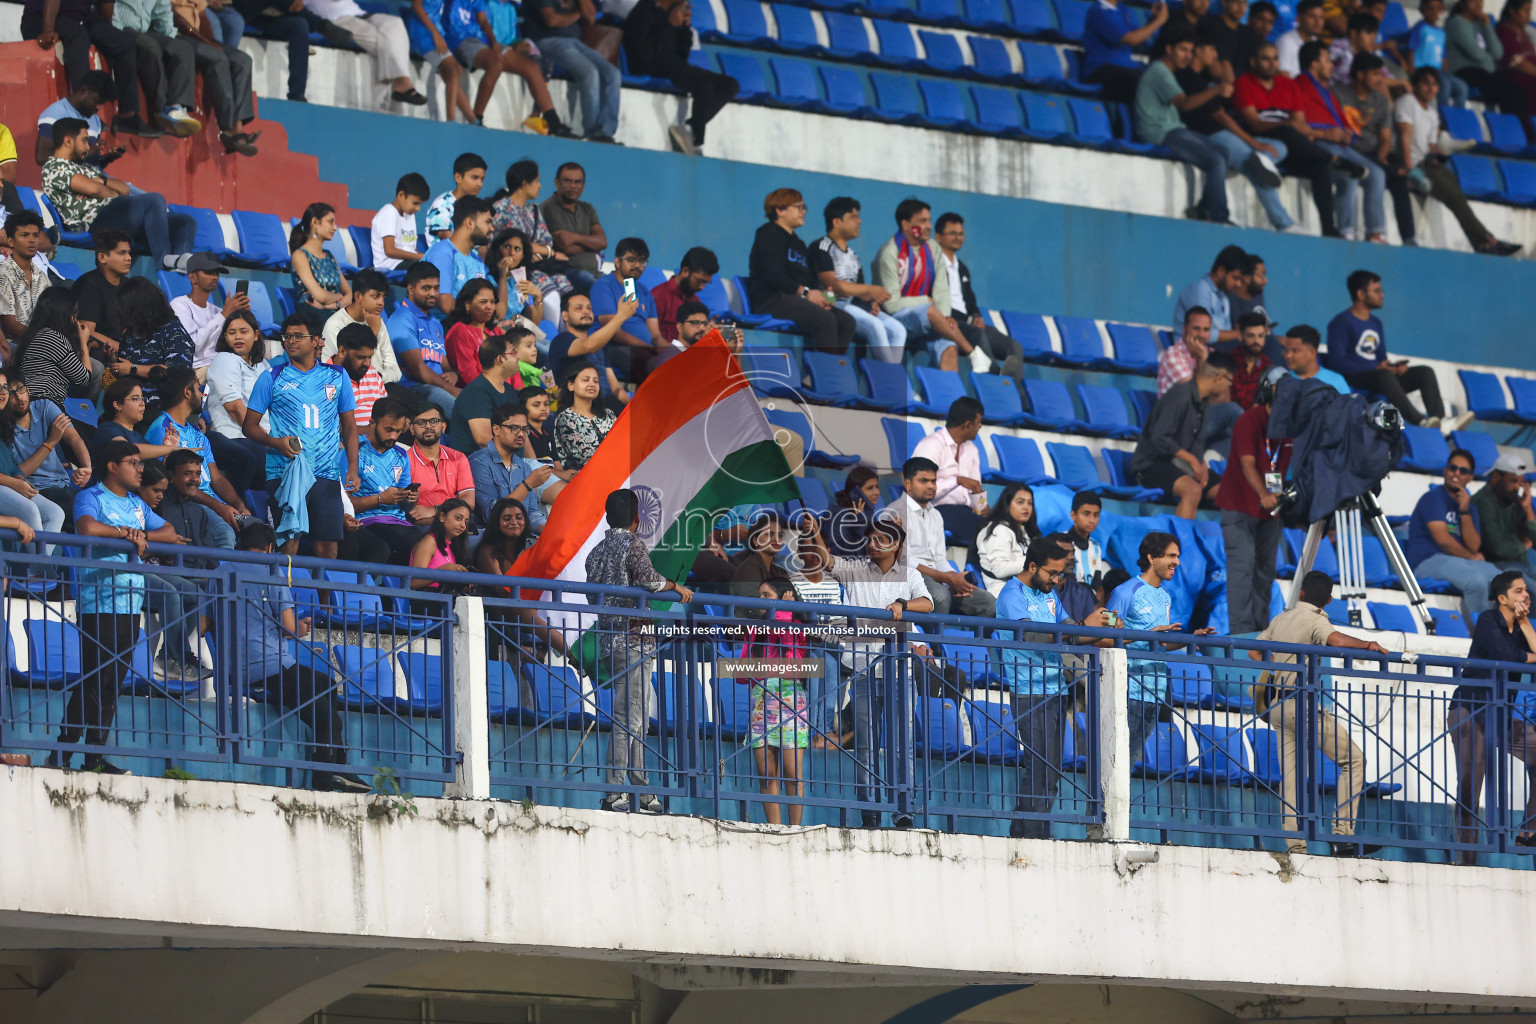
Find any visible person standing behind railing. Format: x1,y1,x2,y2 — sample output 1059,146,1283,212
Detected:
1449,569,1536,862
1251,570,1387,857
586,488,694,814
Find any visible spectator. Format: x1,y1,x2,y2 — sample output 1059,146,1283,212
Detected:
652,298,713,367
826,466,880,558
540,162,606,287
243,323,360,561
406,0,473,123
739,577,809,824
1408,448,1502,619
330,322,388,428
35,70,124,160
1246,0,1278,44
301,0,426,107
1159,304,1213,398
408,497,473,594
881,455,996,617
107,0,204,137
1396,68,1522,256
974,483,1040,598
0,212,56,348
57,440,179,773
155,448,237,660
448,330,526,452
1176,33,1296,232
1172,246,1247,350
524,0,622,143
650,245,717,344
1328,11,1383,87
144,364,248,541
114,275,195,403
1336,53,1415,245
1450,569,1536,857
1204,0,1261,82
386,262,461,414
21,7,145,135
233,0,309,102
1471,453,1536,583
490,160,574,308
730,510,793,599
1295,40,1387,243
1131,352,1235,518
15,287,93,408
443,0,570,135
551,361,617,471
468,402,556,530
912,396,990,546
231,521,369,791
1218,365,1290,633
289,201,351,316
352,394,420,562
1134,25,1240,225
1326,270,1459,428
1083,0,1169,102
547,289,634,407
1063,491,1109,586
872,198,971,373
1222,252,1276,351
73,229,132,362
1447,0,1530,124
1229,310,1272,409
407,401,475,522
1235,42,1358,237
1252,571,1387,855
931,213,1025,377
592,236,663,383
485,228,545,328
1409,0,1469,107
42,119,196,269
201,310,268,491
1279,323,1350,394
809,198,904,364
1276,0,1325,74
623,0,739,154
519,385,561,467
749,189,857,356
93,377,180,468
371,172,427,271
318,269,401,385
171,252,248,371
0,366,66,540
9,379,92,524
473,495,531,576
425,152,487,240
786,534,848,751
170,0,260,156
1498,0,1536,120
443,279,503,384
424,197,493,314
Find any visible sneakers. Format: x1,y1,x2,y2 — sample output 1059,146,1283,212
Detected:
1245,151,1282,189
1436,130,1478,155
585,133,622,145
1337,158,1369,181
157,105,202,137
637,794,665,813
314,772,371,793
161,253,194,273
220,130,258,156
892,812,914,830
391,87,428,106
83,754,126,775
668,124,697,156
522,114,550,135
1477,238,1522,257
1367,233,1388,244
543,109,576,137
113,114,162,138
601,794,631,812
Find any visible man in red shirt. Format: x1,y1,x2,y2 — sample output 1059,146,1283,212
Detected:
406,403,475,525
1218,365,1293,633
1234,40,1362,237
649,246,718,343
1229,311,1273,410
1293,40,1387,241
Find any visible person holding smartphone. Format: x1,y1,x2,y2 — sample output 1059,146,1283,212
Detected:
1472,452,1536,586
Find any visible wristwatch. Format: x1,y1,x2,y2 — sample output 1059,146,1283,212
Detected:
893,598,907,613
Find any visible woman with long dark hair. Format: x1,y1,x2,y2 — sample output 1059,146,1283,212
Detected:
0,365,64,544
205,310,269,495
289,201,350,313
113,276,193,403
474,496,532,580
12,285,92,406
551,361,615,471
410,497,474,590
827,465,881,558
489,158,572,303
444,278,505,384
486,226,544,325
974,483,1041,597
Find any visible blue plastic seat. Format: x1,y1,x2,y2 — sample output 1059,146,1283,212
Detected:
227,279,281,333
862,358,922,412
918,78,968,126
918,0,965,24
1499,159,1536,204
1439,104,1483,145
739,347,803,398
968,35,1017,82
1324,598,1352,625
769,57,822,109
874,19,922,65
998,310,1057,361
1458,369,1520,422
1010,0,1055,34
17,618,83,687
1431,608,1470,639
334,644,398,710
917,695,969,756
1451,430,1499,477
772,3,821,49
917,30,968,74
523,662,596,725
1509,377,1536,423
731,278,798,329
1021,379,1089,431
824,11,876,56
1126,387,1156,425
765,407,862,468
1017,40,1063,84
987,435,1053,485
1359,535,1398,587
1367,601,1418,633
346,224,376,271
970,85,1026,134
966,0,1012,30
169,204,257,263
1102,448,1160,499
913,366,969,415
1185,723,1255,785
1043,442,1102,491
395,652,445,711
63,396,98,426
803,352,879,408
715,679,755,738
1397,424,1451,472
723,0,772,43
967,373,1030,426
1104,323,1160,374
1066,97,1115,147
1486,111,1531,154
1167,660,1213,708
967,699,1020,763
1020,92,1072,140
157,270,192,301
1133,721,1188,778
865,0,916,17
882,416,930,468
1051,0,1089,40
231,210,293,269
717,52,769,99
484,660,521,719
797,476,832,514
1052,315,1106,367
819,65,873,114
1379,0,1409,39
870,71,925,122
1075,384,1140,439
1450,154,1503,200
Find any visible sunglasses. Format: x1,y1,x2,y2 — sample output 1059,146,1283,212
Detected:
1446,464,1474,477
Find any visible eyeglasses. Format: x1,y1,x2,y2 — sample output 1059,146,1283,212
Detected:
0,386,13,395
282,332,312,342
619,255,648,266
415,417,444,426
1042,568,1068,582
1447,464,1475,477
681,318,709,327
497,422,529,434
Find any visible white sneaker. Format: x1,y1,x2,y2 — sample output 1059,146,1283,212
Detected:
1421,416,1442,429
1442,411,1476,434
601,795,630,812
1436,130,1478,155
638,794,665,813
157,105,202,137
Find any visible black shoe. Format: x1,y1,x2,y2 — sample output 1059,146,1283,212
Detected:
1337,158,1369,181
44,749,68,769
892,812,914,830
113,114,162,138
1008,819,1029,839
315,771,371,793
544,109,576,138
1330,841,1384,857
82,755,126,775
1478,239,1522,257
1184,206,1208,222
220,130,258,157
317,19,355,46
860,810,881,829
391,87,428,106
585,133,622,145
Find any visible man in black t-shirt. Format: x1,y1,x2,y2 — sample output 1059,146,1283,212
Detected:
1200,0,1261,82
70,228,133,394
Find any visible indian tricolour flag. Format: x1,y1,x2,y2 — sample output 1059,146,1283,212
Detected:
508,331,801,641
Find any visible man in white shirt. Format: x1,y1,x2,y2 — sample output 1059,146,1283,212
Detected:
1275,0,1324,75
320,268,401,384
912,396,990,547
880,456,996,618
170,252,249,372
932,212,1025,377
301,0,425,108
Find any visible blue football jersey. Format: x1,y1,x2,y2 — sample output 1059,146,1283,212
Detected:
247,360,356,482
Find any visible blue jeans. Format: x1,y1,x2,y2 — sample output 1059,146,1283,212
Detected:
887,301,956,363
1162,127,1231,223
409,382,458,420
850,655,914,808
89,192,197,264
146,574,204,660
1441,69,1470,107
1205,129,1294,229
0,485,65,556
1416,552,1502,619
807,649,844,739
538,37,620,137
206,5,244,46
838,300,905,363
1320,142,1386,237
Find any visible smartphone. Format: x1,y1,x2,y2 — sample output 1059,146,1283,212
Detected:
235,279,249,296
622,277,637,303
289,437,303,452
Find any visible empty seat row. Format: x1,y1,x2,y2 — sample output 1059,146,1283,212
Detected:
1450,154,1536,208
1440,105,1536,159
699,0,1098,44
1458,370,1536,428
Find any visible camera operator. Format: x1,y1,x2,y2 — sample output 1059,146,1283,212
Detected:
1407,448,1502,620
1218,366,1292,634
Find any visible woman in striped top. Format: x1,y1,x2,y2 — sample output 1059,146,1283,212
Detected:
789,527,850,749
13,286,93,408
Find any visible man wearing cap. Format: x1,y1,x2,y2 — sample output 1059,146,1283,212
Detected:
170,252,249,374
1473,452,1536,584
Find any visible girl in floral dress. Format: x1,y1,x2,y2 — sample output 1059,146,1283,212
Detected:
743,579,810,825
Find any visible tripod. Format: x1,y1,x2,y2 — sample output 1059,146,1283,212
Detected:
1286,491,1437,635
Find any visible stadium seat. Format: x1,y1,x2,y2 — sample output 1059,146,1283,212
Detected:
1102,448,1160,499
918,78,969,127
967,698,1020,763
729,277,798,329
1451,430,1499,477
918,0,965,23
1050,0,1089,38
797,476,832,514
157,270,192,301
1458,369,1522,422
820,66,874,114
1126,387,1156,425
16,618,83,687
862,359,923,412
917,694,970,756
723,0,773,44
231,210,294,268
1074,384,1140,439
1052,315,1107,367
1499,159,1536,205
1450,154,1503,201
34,192,90,246
170,204,259,263
968,36,1018,82
739,348,804,399
882,416,930,468
51,261,82,281
824,11,876,57
998,311,1058,361
967,373,1031,426
1439,105,1483,146
917,30,969,74
395,652,445,711
1184,723,1255,785
1324,598,1351,625
1065,97,1115,147
965,0,1012,29
1430,608,1470,639
1486,112,1535,155
346,225,376,271
913,366,969,416
970,85,1026,135
987,435,1054,484
1011,0,1056,34
1359,535,1398,587
1367,601,1418,633
227,279,281,333
1043,442,1102,491
870,71,926,123
717,52,770,99
1060,711,1088,771
764,407,862,468
1397,425,1451,472
772,3,822,50
874,19,923,66
524,662,597,726
802,352,880,408
1103,323,1160,374
769,58,823,110
1508,376,1536,423
1017,40,1064,85
1021,379,1089,431
1020,92,1073,141
1133,721,1188,778
334,644,399,710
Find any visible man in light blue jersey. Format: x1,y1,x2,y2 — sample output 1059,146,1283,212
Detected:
242,322,360,560
1280,324,1350,396
351,396,420,564
143,365,248,548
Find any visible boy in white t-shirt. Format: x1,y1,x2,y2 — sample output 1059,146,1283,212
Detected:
371,172,428,271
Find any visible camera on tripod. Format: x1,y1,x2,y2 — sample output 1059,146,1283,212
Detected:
1367,402,1403,434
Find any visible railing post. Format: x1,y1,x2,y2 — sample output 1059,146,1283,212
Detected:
1093,647,1130,842
446,594,490,800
